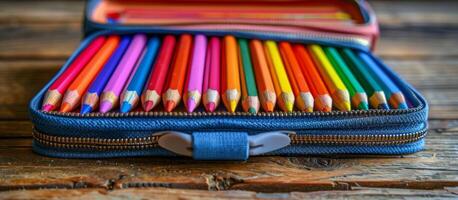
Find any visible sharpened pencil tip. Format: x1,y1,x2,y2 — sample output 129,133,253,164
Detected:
99,101,113,113
60,103,72,113
229,100,238,113
164,101,176,112
378,103,390,110
397,103,408,109
80,104,92,114
120,102,132,113
285,102,294,112
143,101,154,112
305,107,313,113
186,99,197,113
42,104,54,112
206,102,216,112
265,102,274,112
358,102,369,110
248,107,257,114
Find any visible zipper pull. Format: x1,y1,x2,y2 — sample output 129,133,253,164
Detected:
156,131,293,158
249,131,293,155
156,131,193,157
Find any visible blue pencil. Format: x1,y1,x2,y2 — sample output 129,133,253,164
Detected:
80,36,131,114
357,52,408,109
120,37,161,113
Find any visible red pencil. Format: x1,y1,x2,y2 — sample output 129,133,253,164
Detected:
41,36,106,112
141,35,176,111
162,34,192,112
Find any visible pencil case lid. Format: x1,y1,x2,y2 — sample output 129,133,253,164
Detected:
84,0,379,49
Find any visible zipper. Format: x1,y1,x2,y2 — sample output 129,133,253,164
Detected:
42,102,422,118
32,128,428,150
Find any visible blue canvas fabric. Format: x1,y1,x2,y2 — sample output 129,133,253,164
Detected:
192,132,249,160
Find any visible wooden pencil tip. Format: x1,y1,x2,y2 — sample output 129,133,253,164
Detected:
42,104,54,112
265,102,275,112
205,102,216,112
164,101,176,112
229,100,238,113
59,103,72,113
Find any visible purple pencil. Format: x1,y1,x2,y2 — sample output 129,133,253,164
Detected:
100,34,147,113
183,35,207,112
202,37,221,112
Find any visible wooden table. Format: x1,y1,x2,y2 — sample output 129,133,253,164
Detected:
1,0,458,199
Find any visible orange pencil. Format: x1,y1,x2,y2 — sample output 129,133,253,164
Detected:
249,40,276,112
292,44,332,112
279,42,314,112
60,35,120,112
221,35,241,112
162,34,192,112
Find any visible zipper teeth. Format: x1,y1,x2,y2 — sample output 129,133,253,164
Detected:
43,105,422,118
33,128,427,151
290,129,427,146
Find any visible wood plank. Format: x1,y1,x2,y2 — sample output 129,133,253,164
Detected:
0,128,457,192
0,24,81,59
375,26,458,59
372,0,458,27
387,59,458,90
0,187,457,199
0,1,82,25
0,60,61,120
0,121,32,138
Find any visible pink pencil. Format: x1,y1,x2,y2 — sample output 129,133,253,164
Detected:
202,37,221,112
100,34,147,113
183,35,207,112
41,36,106,112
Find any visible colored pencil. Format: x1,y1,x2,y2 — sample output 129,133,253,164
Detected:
238,38,260,114
357,52,408,109
324,47,368,110
81,36,131,114
120,37,161,113
142,35,176,111
183,34,207,112
308,45,351,111
100,34,147,113
221,35,241,112
60,36,120,112
202,37,221,112
162,34,192,112
339,48,389,109
279,42,314,112
264,40,295,112
249,40,276,112
292,45,332,112
41,36,106,112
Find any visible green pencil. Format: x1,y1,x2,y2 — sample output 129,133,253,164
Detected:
238,39,260,113
324,47,368,110
339,48,389,109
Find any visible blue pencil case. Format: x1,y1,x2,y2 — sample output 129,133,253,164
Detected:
29,0,428,160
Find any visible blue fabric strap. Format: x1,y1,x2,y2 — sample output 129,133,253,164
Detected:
192,131,249,160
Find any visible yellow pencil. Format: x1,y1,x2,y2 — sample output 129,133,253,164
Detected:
308,45,351,111
264,41,295,112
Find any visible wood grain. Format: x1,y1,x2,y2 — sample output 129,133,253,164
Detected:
1,187,457,200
